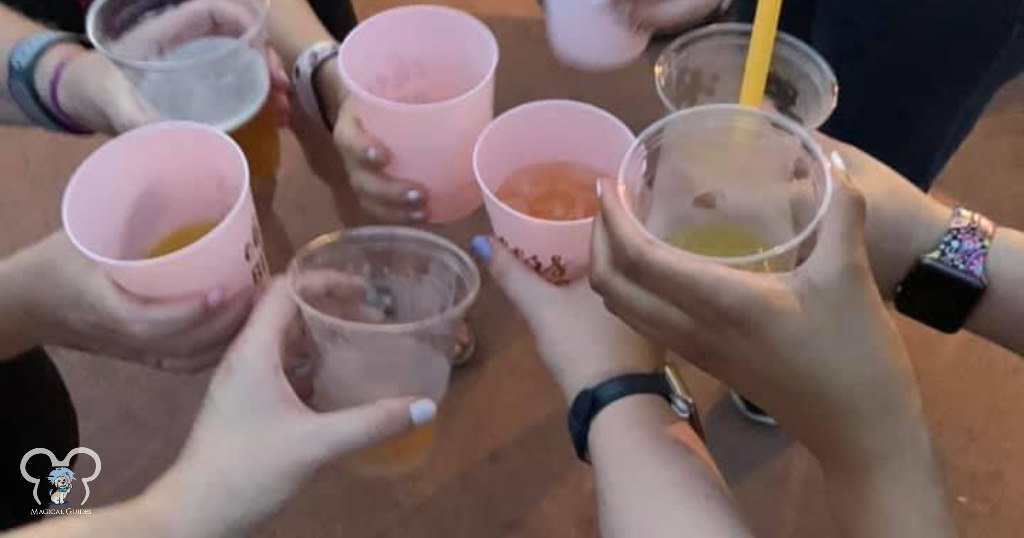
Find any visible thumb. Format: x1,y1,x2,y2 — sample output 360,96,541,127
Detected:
809,151,870,268
469,235,553,319
233,277,296,353
102,69,158,133
313,397,436,457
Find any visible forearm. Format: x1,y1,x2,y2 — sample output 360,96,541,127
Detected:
589,395,752,538
6,495,170,538
817,417,955,538
0,251,42,358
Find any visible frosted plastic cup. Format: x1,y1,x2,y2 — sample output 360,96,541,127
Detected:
618,105,833,272
338,5,498,223
474,100,635,284
655,23,839,129
288,227,480,476
544,0,651,71
62,121,268,299
86,0,281,200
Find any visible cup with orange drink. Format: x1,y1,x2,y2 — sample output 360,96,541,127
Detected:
62,121,268,299
473,100,635,284
86,0,280,202
288,227,480,476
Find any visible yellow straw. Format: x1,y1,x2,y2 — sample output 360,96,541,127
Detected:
739,0,784,108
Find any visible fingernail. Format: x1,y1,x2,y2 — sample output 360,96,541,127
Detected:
470,235,492,263
364,146,382,164
406,189,423,202
830,151,847,174
409,211,427,222
595,179,604,198
409,398,437,426
205,288,225,309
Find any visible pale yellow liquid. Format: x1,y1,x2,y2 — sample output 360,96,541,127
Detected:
147,220,219,258
347,422,438,476
666,223,778,273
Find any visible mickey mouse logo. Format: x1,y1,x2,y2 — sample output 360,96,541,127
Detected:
20,448,101,506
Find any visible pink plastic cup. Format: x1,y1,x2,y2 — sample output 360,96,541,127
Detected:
544,0,651,71
338,5,499,223
473,100,635,284
62,121,268,299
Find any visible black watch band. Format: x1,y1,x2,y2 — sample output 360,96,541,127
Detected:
567,365,702,463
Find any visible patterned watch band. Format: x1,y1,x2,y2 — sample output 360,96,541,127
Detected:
924,206,996,285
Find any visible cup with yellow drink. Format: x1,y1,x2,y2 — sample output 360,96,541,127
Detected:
288,227,480,476
618,104,832,277
86,0,280,202
62,122,268,299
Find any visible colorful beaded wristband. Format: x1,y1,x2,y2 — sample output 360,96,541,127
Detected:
923,206,995,285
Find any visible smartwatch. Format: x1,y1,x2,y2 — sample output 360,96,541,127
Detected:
894,206,995,333
568,363,703,463
291,41,340,130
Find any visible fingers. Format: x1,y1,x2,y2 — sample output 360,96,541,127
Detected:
610,0,717,32
163,287,256,359
233,277,298,353
469,236,553,322
348,169,430,222
311,397,436,457
265,48,292,127
335,99,390,167
294,269,387,323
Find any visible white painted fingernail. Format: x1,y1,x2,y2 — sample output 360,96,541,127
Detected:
409,211,427,222
595,179,603,198
406,189,423,202
830,151,847,174
205,288,225,308
409,399,437,426
364,146,381,164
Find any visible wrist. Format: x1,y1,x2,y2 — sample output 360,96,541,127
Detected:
870,195,952,299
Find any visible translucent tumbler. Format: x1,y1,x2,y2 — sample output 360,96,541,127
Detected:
289,227,480,475
474,100,635,284
618,105,833,271
655,23,838,129
338,5,499,222
62,121,268,299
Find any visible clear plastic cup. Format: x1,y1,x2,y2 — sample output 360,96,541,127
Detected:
474,100,635,284
288,227,480,475
338,5,499,223
618,105,833,271
86,0,281,200
62,121,268,299
654,23,839,128
544,0,651,71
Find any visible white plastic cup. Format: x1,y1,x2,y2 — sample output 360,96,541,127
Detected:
544,0,651,71
474,100,635,283
62,121,268,299
338,5,499,223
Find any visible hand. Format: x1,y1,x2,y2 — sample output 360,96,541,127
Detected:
62,0,291,134
147,278,436,536
607,0,721,33
313,63,430,223
12,232,254,372
816,135,952,300
469,236,662,400
590,159,926,462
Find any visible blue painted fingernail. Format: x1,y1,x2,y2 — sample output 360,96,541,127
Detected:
470,236,492,263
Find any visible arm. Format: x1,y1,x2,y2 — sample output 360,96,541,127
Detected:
471,236,753,537
590,396,750,537
266,0,343,125
0,4,79,125
4,492,182,538
0,244,41,357
835,140,1024,354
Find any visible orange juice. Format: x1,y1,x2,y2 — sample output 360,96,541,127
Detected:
347,421,438,476
495,160,604,221
147,220,219,258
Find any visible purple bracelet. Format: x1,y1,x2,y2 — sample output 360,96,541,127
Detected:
47,57,93,135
